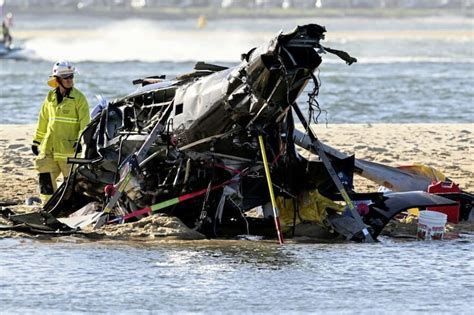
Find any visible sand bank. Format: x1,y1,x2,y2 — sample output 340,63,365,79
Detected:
0,123,472,240
1,123,472,206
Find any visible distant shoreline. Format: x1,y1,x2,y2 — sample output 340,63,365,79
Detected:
9,7,473,20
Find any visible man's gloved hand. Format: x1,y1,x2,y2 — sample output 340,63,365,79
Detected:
73,141,82,153
31,145,39,156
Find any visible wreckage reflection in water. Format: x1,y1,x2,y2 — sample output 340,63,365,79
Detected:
1,238,473,313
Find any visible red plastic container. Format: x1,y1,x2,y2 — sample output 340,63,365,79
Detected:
427,181,461,224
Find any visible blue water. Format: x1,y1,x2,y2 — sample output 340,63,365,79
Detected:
1,60,473,124
1,14,473,124
1,237,473,314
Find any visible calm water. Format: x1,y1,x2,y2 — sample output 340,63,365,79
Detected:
1,237,473,314
1,14,473,314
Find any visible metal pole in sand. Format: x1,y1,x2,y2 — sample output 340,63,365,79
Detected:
258,134,284,245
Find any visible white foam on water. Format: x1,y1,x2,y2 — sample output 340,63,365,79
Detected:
22,19,270,63
19,18,474,64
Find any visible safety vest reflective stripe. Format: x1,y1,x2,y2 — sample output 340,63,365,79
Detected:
35,131,46,141
54,153,73,159
49,117,80,124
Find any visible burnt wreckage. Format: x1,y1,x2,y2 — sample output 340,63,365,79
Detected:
8,24,464,242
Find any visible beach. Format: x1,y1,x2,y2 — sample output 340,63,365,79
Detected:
1,123,472,206
1,123,473,315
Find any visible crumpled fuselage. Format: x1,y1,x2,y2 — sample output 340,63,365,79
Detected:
42,24,457,241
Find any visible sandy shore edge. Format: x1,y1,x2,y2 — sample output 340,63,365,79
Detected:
1,123,472,205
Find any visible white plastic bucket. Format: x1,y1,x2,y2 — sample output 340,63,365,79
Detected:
417,210,448,241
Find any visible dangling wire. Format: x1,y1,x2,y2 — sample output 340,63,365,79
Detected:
307,69,328,126
276,52,328,128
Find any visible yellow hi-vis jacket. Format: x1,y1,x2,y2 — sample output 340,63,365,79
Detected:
33,87,90,161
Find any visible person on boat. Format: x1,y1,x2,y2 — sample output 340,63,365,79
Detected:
2,12,13,48
32,60,90,204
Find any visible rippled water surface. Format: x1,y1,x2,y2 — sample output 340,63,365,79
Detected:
0,15,473,124
1,237,473,314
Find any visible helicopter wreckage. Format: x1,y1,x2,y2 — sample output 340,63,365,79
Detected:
2,24,471,242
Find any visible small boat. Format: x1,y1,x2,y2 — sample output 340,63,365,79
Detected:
0,42,28,60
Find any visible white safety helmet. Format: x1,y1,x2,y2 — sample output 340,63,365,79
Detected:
48,60,77,88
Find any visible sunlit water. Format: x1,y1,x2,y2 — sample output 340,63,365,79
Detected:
0,15,473,124
1,14,473,314
1,237,473,314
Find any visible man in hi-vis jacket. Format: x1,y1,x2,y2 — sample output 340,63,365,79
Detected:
32,60,90,204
